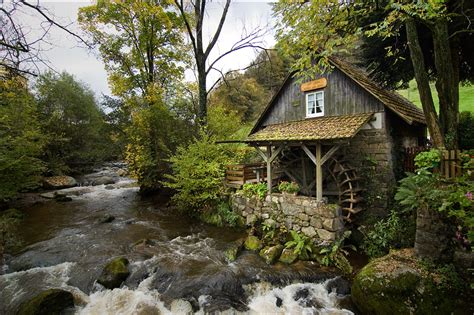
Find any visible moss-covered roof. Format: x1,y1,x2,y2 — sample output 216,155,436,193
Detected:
246,113,373,142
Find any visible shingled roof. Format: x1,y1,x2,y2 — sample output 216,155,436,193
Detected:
329,56,426,125
246,113,373,143
249,56,426,136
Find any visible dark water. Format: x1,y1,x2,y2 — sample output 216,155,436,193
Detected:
0,167,354,314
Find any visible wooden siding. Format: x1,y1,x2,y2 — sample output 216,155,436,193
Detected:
261,68,385,127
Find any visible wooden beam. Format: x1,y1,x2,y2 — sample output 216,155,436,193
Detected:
321,145,340,165
266,145,272,193
254,146,268,162
316,142,323,201
302,144,316,165
269,145,283,163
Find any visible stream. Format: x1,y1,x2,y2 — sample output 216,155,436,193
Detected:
0,164,355,314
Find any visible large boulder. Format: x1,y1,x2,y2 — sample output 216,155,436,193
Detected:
352,249,460,315
43,176,77,189
224,238,245,262
97,257,130,289
17,289,74,315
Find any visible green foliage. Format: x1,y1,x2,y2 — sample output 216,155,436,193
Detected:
0,78,45,201
414,149,441,170
241,183,268,200
262,220,277,242
125,99,190,192
396,170,474,250
35,71,111,174
285,230,313,256
361,211,415,259
163,130,237,213
319,231,355,275
78,0,187,99
201,201,243,228
0,209,24,253
459,111,474,150
278,181,300,194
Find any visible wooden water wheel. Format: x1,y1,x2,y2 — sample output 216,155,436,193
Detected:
327,157,364,221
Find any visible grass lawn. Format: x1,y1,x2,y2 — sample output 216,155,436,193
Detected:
397,80,474,113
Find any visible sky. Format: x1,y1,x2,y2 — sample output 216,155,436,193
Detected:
15,0,277,98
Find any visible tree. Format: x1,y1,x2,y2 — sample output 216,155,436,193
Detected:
174,0,266,124
0,78,45,201
79,0,192,191
35,71,108,173
274,0,474,149
1,0,88,76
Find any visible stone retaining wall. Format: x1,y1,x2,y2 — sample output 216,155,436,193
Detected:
230,193,344,241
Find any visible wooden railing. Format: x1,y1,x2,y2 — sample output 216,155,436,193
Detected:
225,163,267,188
404,147,471,179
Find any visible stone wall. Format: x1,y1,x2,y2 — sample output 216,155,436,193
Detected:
343,127,395,214
231,193,344,241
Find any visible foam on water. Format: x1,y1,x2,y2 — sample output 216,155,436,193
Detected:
246,280,354,315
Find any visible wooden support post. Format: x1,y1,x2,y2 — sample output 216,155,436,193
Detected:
302,157,307,195
266,145,272,193
316,142,323,201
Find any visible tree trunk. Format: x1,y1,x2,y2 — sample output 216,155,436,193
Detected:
432,19,459,149
197,59,208,125
405,18,445,148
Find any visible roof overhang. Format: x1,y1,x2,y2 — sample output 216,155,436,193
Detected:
246,113,374,144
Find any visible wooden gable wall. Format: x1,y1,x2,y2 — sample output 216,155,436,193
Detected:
260,68,385,127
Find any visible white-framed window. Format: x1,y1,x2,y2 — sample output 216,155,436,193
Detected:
306,91,324,117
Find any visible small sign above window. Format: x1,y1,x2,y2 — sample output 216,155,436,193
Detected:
300,78,327,92
306,91,324,118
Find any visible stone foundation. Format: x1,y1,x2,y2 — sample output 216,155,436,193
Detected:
231,193,344,241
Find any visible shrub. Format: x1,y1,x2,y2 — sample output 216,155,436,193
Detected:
360,210,415,258
201,201,243,228
241,182,268,199
414,149,441,170
278,181,300,194
285,230,312,256
163,130,236,214
319,231,355,275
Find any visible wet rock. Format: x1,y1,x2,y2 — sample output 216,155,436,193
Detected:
97,214,115,224
275,296,283,307
17,289,74,315
170,299,193,314
43,176,77,189
54,194,72,202
352,249,458,315
91,176,116,186
278,248,298,264
259,245,283,265
105,185,115,190
97,257,130,289
224,239,245,262
244,235,262,251
326,277,351,295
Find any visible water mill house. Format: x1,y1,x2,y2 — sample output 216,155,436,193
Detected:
227,56,427,241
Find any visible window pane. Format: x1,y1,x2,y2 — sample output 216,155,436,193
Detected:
308,94,315,101
316,100,322,113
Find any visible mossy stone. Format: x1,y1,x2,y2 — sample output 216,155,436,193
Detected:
224,238,245,262
17,289,74,315
244,235,262,251
352,249,457,315
279,248,298,264
97,257,130,289
259,245,283,265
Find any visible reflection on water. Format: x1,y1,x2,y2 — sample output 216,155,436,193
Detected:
1,166,354,314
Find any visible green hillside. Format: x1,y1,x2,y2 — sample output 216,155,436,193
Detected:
397,80,474,113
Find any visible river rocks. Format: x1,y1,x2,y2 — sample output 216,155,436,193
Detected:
244,235,262,251
17,289,74,315
259,245,283,265
279,248,298,264
97,257,130,289
43,176,77,189
224,239,245,262
170,299,193,314
97,214,115,224
352,249,457,315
